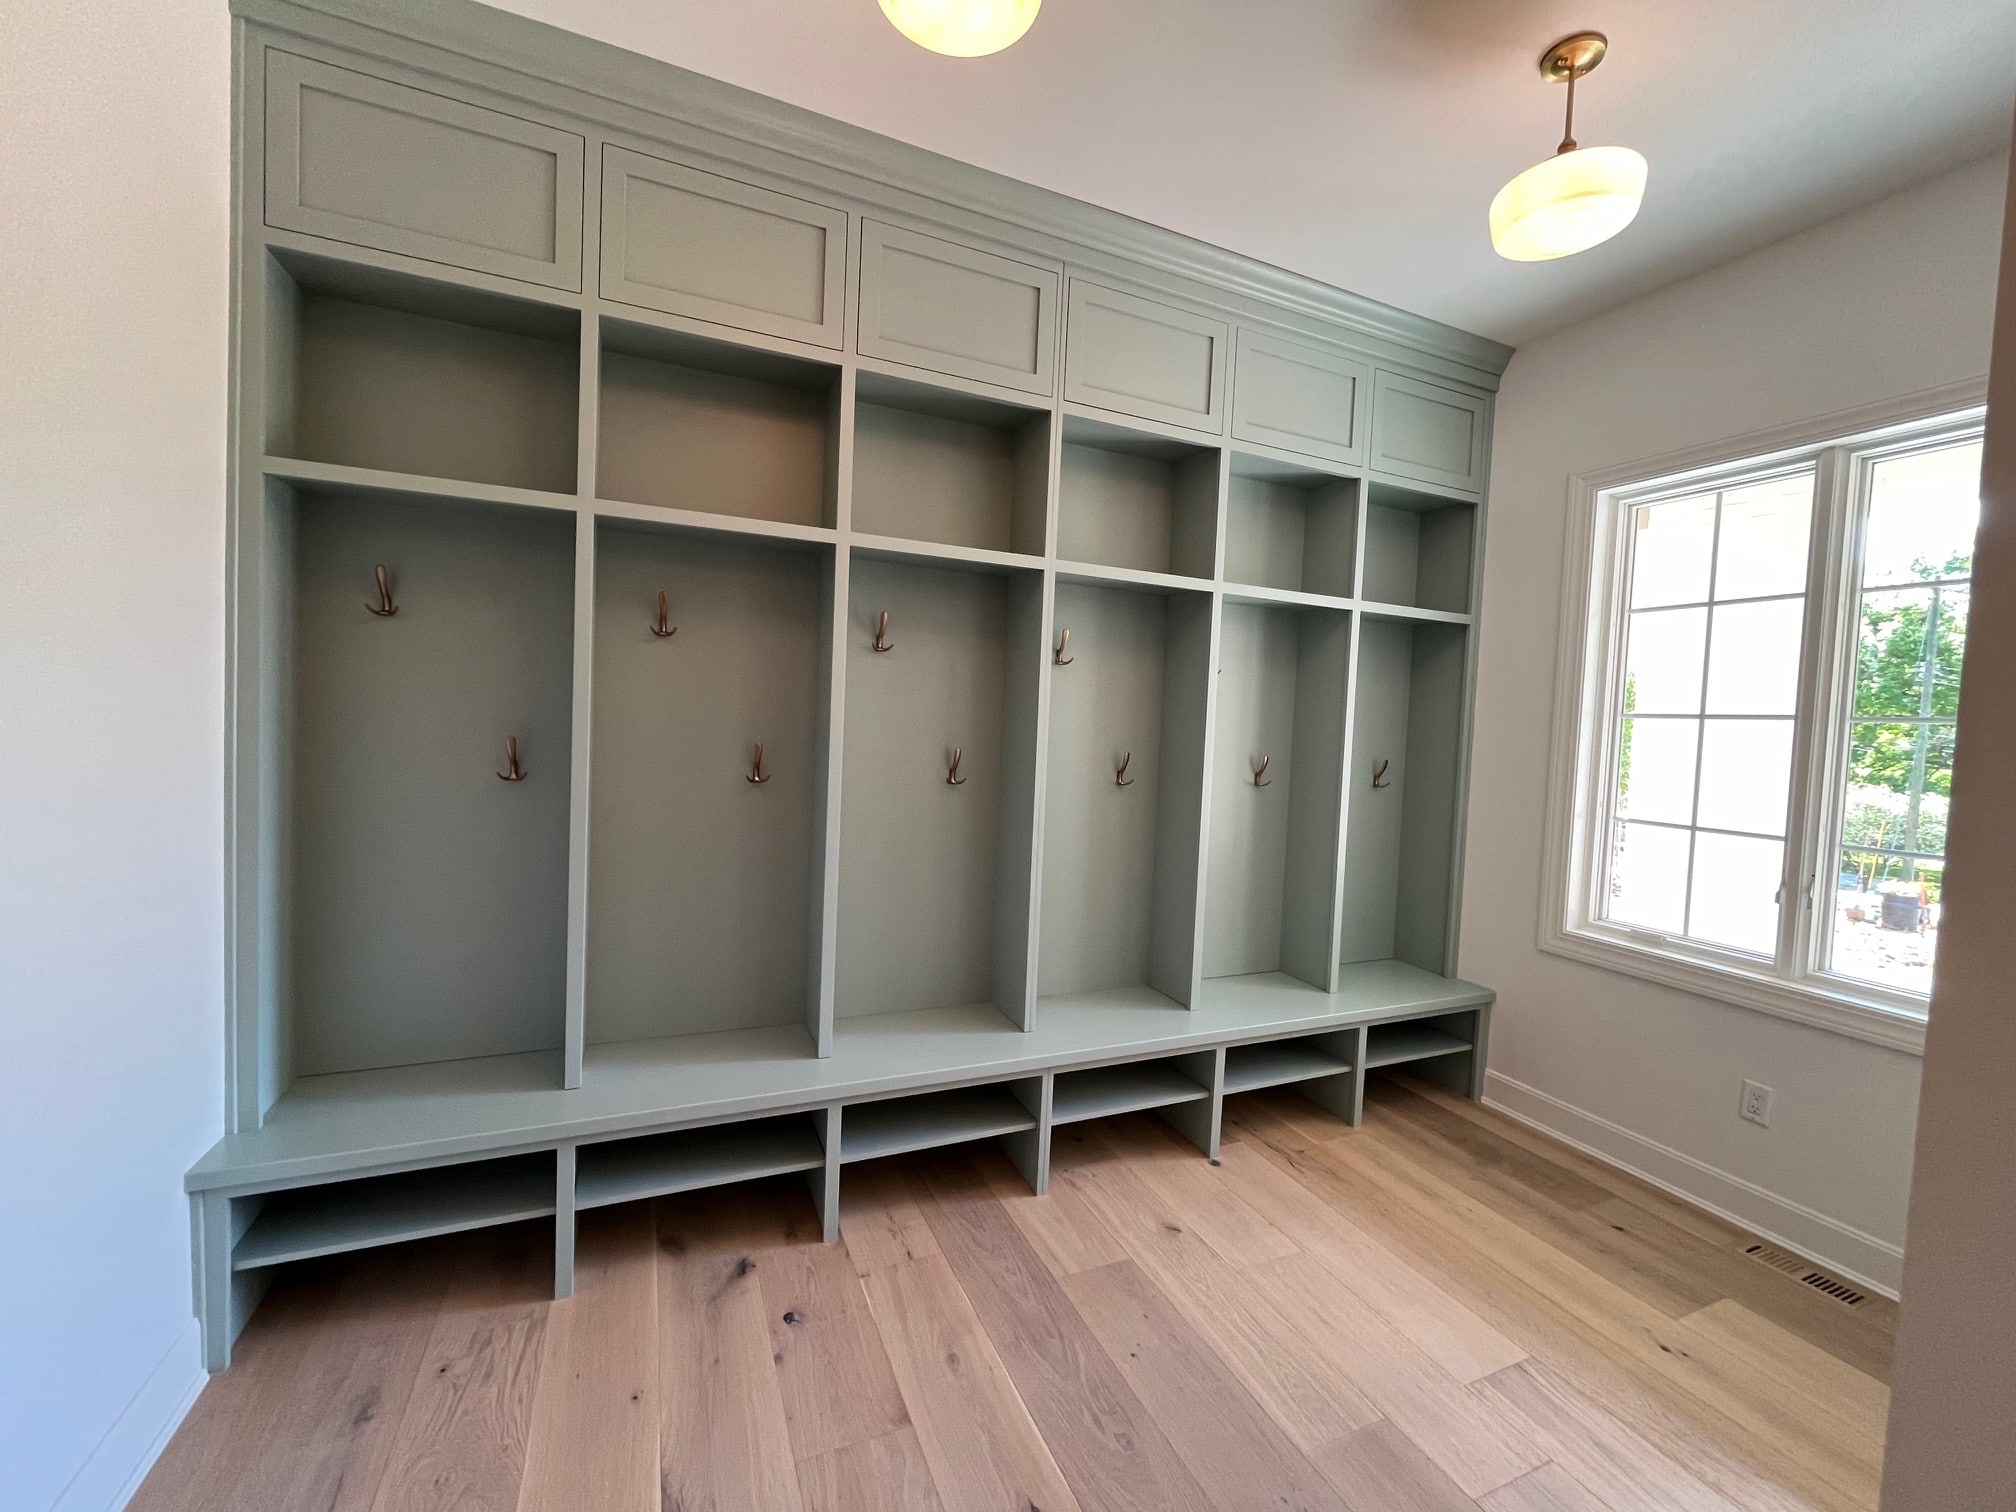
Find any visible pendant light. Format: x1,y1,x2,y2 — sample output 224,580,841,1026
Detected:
1490,32,1647,262
878,0,1041,57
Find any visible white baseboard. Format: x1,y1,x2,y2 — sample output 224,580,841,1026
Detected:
48,1319,205,1512
1483,1070,1904,1298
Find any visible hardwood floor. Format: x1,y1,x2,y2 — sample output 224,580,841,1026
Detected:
131,1075,1896,1512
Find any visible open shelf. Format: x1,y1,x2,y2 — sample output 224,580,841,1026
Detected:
586,523,828,1047
1340,619,1468,974
276,485,575,1080
1052,1060,1210,1125
1361,480,1474,614
1364,1019,1472,1068
598,316,840,528
852,370,1049,554
1057,414,1217,580
1225,452,1357,598
265,247,579,495
575,1114,826,1209
835,556,1044,1025
1222,1038,1352,1094
840,1084,1038,1163
232,1154,554,1270
1203,601,1352,991
1039,581,1212,1006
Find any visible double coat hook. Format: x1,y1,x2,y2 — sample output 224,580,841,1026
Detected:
1252,755,1273,788
1372,759,1391,789
1115,751,1134,787
1054,628,1074,665
747,742,771,784
946,747,966,786
651,590,677,638
365,563,397,617
497,736,526,782
872,611,894,653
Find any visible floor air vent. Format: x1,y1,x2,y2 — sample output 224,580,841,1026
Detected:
1743,1243,1869,1307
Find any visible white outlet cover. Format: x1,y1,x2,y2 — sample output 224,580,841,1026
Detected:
1741,1079,1774,1126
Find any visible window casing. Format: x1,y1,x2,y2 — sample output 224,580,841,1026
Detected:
1543,397,1986,1052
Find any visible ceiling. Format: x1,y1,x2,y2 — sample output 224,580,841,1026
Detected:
488,0,2016,347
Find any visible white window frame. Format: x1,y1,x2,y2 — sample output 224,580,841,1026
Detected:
1541,383,1987,1054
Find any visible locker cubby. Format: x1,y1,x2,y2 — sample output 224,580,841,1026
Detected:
277,485,575,1081
1222,1033,1354,1095
1360,481,1475,613
840,1082,1042,1163
1340,619,1468,973
1224,453,1358,598
1050,1054,1214,1125
575,1113,828,1210
835,556,1045,1026
1203,602,1352,990
586,523,829,1048
264,247,579,494
229,1153,558,1271
852,371,1049,554
1038,581,1213,1008
1365,1010,1476,1069
598,315,841,528
1057,415,1218,579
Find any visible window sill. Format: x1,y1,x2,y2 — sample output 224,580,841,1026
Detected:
1539,923,1927,1054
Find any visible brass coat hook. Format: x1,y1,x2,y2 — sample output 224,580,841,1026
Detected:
365,563,397,617
1372,759,1391,789
1252,755,1272,788
651,590,677,638
747,742,771,784
872,610,894,653
497,736,526,782
947,746,966,786
1116,751,1134,787
1054,627,1074,665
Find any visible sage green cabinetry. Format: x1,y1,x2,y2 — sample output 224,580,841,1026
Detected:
198,0,1509,1373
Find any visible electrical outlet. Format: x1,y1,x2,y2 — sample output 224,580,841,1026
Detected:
1741,1080,1774,1127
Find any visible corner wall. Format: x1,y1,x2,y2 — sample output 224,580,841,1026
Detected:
1461,153,2010,1292
0,3,230,1507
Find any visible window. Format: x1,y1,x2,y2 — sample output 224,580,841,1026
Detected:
1545,400,1985,1048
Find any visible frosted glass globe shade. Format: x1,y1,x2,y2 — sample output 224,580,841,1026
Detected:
1489,145,1647,261
878,0,1041,56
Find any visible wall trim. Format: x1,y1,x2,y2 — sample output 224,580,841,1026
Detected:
1484,1070,1904,1297
48,1320,204,1512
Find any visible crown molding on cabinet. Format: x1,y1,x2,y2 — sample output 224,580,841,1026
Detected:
231,0,1514,390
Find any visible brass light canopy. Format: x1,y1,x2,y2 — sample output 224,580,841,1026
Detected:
1490,30,1648,262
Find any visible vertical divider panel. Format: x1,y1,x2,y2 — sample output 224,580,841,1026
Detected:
1278,612,1352,985
1005,1075,1053,1194
812,1104,842,1242
553,1143,577,1299
991,569,1053,1030
808,370,857,1056
1324,607,1369,991
1184,594,1229,1003
1157,1047,1224,1157
1147,592,1216,1004
1294,1029,1365,1125
563,308,602,1089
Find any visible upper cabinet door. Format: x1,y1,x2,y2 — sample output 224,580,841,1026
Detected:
600,147,848,349
1063,281,1227,434
857,222,1058,394
1231,328,1369,467
1369,371,1488,496
264,52,584,291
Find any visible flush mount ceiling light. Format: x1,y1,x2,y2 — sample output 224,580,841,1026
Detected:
1490,31,1648,262
878,0,1041,56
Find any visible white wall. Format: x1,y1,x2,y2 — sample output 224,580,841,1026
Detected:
0,3,230,1508
1463,154,2010,1293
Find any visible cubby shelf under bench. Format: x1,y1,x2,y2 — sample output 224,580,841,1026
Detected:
198,0,1509,1373
190,963,1487,1368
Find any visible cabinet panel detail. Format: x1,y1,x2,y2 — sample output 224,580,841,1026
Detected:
857,222,1058,394
1369,371,1487,495
1064,280,1227,433
264,51,584,291
600,146,847,348
1232,329,1368,465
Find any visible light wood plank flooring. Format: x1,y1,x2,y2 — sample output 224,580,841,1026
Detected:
132,1075,1896,1511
